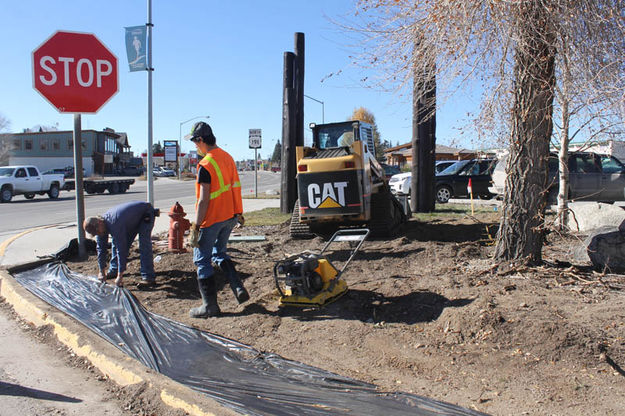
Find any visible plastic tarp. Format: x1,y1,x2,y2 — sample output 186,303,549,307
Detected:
13,262,486,416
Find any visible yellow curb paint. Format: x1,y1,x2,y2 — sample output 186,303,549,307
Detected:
0,275,143,387
160,390,217,416
0,225,57,257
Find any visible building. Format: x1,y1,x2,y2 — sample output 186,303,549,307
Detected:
383,143,479,168
0,128,130,176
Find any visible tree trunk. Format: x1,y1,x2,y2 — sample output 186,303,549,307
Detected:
556,38,571,230
495,3,556,265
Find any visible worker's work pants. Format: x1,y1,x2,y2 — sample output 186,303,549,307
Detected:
193,216,237,281
108,214,155,281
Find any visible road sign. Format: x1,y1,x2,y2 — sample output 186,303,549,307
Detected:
249,129,262,149
163,140,178,162
32,31,118,113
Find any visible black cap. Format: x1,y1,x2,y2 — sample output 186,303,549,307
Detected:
184,121,213,141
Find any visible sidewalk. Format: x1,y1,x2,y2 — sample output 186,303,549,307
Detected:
0,198,279,267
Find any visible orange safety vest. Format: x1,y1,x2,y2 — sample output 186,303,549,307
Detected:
195,147,243,228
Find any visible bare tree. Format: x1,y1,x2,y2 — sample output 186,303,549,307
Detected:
0,113,11,165
549,4,625,230
345,0,625,265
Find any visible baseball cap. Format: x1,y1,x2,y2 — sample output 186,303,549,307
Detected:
184,121,213,141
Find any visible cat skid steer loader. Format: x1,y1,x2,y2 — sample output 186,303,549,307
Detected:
290,120,407,239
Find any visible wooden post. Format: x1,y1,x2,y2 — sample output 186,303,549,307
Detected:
294,32,305,147
280,52,297,214
411,64,436,213
417,72,436,213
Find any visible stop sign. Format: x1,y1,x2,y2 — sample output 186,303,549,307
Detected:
33,31,118,113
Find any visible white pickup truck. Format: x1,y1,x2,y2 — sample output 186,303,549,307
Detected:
0,165,65,203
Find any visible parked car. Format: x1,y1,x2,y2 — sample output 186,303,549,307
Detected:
0,165,65,202
489,152,625,203
381,163,401,180
435,158,497,203
389,172,412,195
435,160,457,174
152,167,175,177
389,161,459,195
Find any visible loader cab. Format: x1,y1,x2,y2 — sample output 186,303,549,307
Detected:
311,121,375,155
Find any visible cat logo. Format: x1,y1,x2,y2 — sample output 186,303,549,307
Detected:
307,182,348,209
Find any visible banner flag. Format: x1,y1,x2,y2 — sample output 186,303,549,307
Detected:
124,26,147,72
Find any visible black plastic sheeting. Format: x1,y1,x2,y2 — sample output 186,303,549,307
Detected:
14,262,487,416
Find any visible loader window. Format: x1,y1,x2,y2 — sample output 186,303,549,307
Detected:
317,125,356,150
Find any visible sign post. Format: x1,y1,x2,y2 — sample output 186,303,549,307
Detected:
33,30,118,258
249,129,262,198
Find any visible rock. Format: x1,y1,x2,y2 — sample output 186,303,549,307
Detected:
560,202,625,232
583,225,625,273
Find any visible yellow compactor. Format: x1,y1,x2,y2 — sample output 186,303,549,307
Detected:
274,228,369,308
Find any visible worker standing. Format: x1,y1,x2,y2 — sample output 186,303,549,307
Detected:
186,121,249,318
83,201,158,287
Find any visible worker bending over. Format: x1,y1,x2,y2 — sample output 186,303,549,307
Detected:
83,201,158,287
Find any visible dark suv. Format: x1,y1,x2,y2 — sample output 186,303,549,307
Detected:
435,159,497,203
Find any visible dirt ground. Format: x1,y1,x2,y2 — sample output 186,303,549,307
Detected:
66,210,625,416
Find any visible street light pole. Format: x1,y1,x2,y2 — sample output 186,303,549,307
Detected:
178,115,209,179
304,94,324,124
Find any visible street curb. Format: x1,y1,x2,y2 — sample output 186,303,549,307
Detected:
0,262,239,416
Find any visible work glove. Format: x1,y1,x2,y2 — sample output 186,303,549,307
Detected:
235,213,245,228
188,223,200,248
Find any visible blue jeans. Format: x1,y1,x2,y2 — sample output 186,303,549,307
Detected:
108,214,155,281
193,217,237,281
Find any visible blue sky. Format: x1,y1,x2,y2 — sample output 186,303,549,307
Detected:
2,1,482,161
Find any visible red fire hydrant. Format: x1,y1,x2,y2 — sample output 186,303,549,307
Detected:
168,202,191,253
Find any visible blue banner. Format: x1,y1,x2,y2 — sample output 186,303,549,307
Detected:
124,26,147,72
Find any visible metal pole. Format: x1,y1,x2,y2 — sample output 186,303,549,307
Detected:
254,148,258,198
146,0,154,205
73,114,86,259
304,94,324,124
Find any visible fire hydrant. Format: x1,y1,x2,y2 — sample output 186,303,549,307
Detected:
168,202,191,253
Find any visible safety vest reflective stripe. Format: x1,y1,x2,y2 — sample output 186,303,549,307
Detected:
205,155,236,199
233,181,241,188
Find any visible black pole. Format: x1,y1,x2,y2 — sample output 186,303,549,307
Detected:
294,33,305,147
73,114,86,259
411,66,436,213
280,52,297,213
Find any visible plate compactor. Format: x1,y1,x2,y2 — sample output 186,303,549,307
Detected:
273,229,369,308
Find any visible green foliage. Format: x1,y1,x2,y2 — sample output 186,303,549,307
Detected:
271,141,281,164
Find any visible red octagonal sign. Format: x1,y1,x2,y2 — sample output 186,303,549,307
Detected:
33,31,118,114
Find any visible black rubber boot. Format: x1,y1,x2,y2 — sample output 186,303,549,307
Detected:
189,278,220,318
220,259,249,304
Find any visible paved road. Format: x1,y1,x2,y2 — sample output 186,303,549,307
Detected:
0,170,281,237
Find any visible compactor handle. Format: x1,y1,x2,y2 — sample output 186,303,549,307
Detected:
320,228,370,275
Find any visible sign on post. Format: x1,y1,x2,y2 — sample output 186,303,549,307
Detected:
32,31,119,113
249,129,262,149
32,30,118,259
163,140,178,162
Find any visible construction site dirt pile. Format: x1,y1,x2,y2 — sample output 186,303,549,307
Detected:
67,211,625,416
